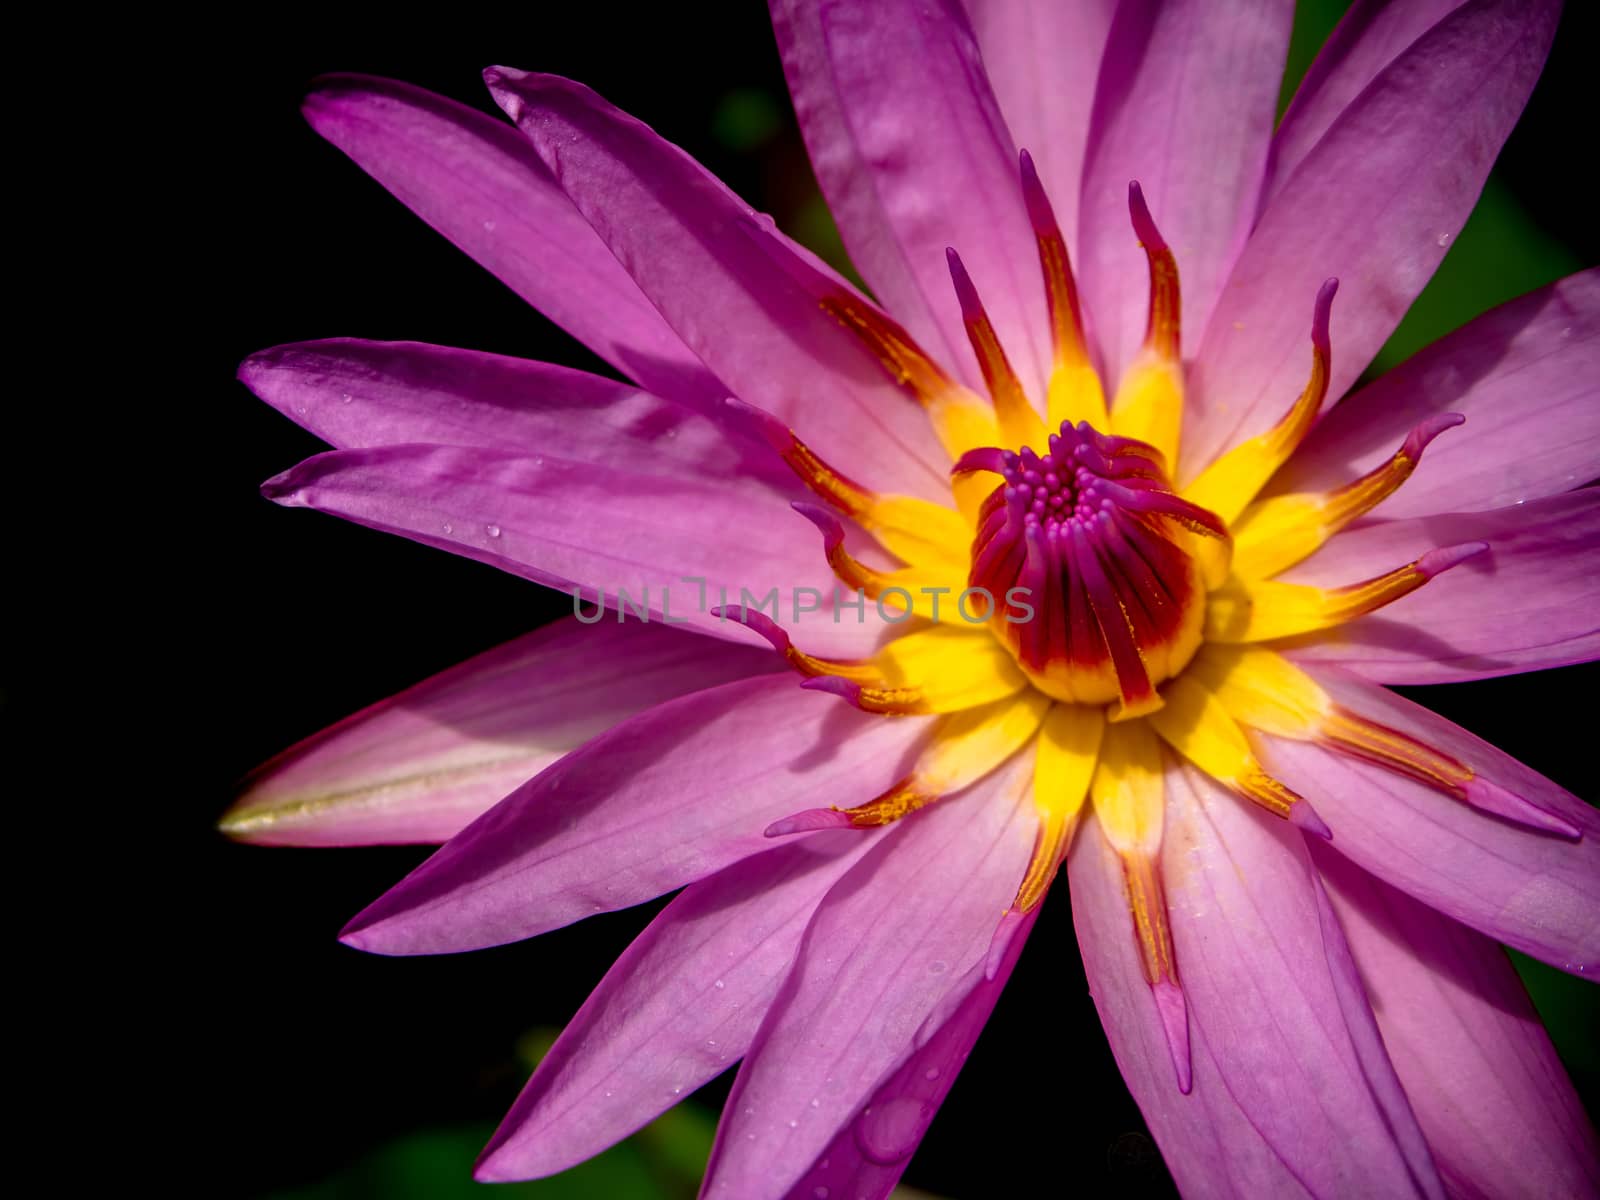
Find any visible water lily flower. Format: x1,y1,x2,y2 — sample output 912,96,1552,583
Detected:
226,1,1600,1196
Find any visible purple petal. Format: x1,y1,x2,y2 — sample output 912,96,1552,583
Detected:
262,441,887,656
476,833,879,1182
1279,490,1600,683
1185,0,1560,479
770,0,1047,399
340,674,932,954
1315,847,1600,1198
1267,0,1463,204
1160,766,1443,1198
780,906,1040,1200
963,0,1116,264
1257,664,1600,976
482,67,950,500
1269,269,1600,519
300,75,722,411
1079,0,1292,379
701,758,1033,1200
223,619,775,846
240,338,794,490
1068,813,1320,1199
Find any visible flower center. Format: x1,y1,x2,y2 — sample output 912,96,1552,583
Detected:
963,423,1225,719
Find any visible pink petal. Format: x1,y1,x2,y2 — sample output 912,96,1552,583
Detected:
1257,664,1600,976
1184,0,1559,479
701,758,1033,1200
482,67,950,501
221,619,773,846
963,0,1116,264
241,338,794,489
1069,813,1320,1199
1266,0,1463,204
1079,0,1292,380
1279,490,1600,683
300,75,722,411
780,906,1041,1200
1161,766,1443,1197
262,441,886,656
1270,269,1600,519
1315,847,1600,1198
340,674,932,955
770,0,1047,398
476,833,880,1182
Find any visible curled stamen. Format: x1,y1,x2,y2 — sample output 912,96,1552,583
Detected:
1107,182,1183,466
1231,412,1465,578
1205,541,1487,643
1129,182,1179,363
1184,280,1339,522
948,247,1046,448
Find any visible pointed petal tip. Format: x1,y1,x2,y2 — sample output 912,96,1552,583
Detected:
1463,778,1584,840
799,675,863,704
259,467,306,505
1127,181,1166,251
945,247,982,320
706,605,791,654
790,501,845,551
1402,411,1466,460
720,396,789,452
764,808,854,838
1312,278,1339,352
985,908,1026,981
1290,800,1334,841
1150,979,1192,1094
1417,540,1489,579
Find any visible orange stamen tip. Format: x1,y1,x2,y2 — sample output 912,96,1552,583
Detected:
710,603,791,654
1417,541,1488,580
1127,181,1167,252
1237,764,1303,820
985,908,1027,981
1151,979,1193,1094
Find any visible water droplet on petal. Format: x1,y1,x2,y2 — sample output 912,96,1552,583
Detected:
813,1188,830,1200
340,392,352,404
486,524,502,538
787,1119,798,1129
714,979,726,990
927,960,947,975
923,1066,940,1082
483,219,497,232
854,1096,930,1165
442,522,453,535
1436,232,1451,247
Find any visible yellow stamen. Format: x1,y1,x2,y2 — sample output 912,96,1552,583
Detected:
1204,543,1486,643
1147,675,1305,821
1108,184,1182,467
820,290,1001,462
1230,413,1465,579
1012,704,1103,913
1182,279,1337,521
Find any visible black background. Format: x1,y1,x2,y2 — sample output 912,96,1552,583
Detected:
152,4,1599,1197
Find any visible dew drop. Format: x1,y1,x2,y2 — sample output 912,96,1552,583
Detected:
927,960,947,976
813,1189,830,1200
673,1085,683,1095
787,1119,798,1129
1436,232,1452,247
442,522,453,535
340,392,352,404
483,219,497,232
809,1098,820,1108
486,524,502,538
923,1066,940,1082
714,979,726,990
854,1096,930,1165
